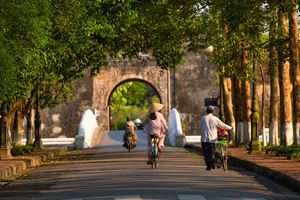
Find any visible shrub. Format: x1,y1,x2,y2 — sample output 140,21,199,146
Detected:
266,145,300,159
11,145,33,156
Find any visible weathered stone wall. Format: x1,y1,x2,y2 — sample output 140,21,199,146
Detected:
40,52,218,138
173,52,219,135
41,76,94,138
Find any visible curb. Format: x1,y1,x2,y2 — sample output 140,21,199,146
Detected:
228,156,300,194
185,144,300,194
0,150,65,184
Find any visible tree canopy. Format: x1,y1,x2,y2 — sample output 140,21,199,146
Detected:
0,0,196,113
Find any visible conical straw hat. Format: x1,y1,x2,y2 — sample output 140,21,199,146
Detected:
149,102,164,113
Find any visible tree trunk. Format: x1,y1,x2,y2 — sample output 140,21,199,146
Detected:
289,0,300,145
25,110,34,145
242,80,251,143
233,78,243,144
12,110,23,146
260,65,266,146
240,49,251,144
278,9,293,146
222,77,236,143
219,73,225,122
268,3,280,146
0,102,12,159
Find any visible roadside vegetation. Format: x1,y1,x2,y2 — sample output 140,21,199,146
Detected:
1,1,300,158
266,145,300,159
11,145,34,156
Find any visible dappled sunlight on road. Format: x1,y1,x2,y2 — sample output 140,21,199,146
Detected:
0,147,298,200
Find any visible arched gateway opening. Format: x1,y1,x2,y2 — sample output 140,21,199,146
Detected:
91,60,170,133
108,79,161,130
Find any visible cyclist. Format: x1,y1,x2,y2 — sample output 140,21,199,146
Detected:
123,116,138,148
143,102,168,164
199,106,232,171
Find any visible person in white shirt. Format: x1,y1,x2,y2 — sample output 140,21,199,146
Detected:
199,105,232,170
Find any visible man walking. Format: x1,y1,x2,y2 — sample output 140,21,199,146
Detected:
199,106,232,170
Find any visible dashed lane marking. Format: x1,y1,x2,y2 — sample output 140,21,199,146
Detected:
114,195,142,200
177,194,206,200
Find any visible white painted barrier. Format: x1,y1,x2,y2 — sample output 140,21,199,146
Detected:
21,138,74,146
185,136,201,144
168,108,183,146
76,109,98,149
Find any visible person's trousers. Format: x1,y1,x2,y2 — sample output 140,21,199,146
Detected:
201,142,216,168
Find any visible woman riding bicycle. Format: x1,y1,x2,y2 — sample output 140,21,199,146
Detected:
143,102,168,164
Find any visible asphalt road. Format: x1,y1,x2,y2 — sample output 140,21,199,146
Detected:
0,131,299,200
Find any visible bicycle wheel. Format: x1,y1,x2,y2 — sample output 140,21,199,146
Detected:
151,159,155,168
155,154,159,168
126,140,131,152
150,145,155,168
214,144,222,168
222,156,228,171
151,152,157,168
215,153,222,168
151,143,159,168
221,147,228,171
154,142,159,168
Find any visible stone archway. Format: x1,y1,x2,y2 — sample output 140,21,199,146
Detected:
40,52,218,138
91,60,170,131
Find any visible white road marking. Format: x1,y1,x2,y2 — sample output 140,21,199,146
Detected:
64,199,82,200
177,194,207,200
114,195,142,200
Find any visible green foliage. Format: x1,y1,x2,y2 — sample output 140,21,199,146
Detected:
0,0,51,105
11,145,34,156
0,41,16,105
187,0,269,80
109,81,159,130
0,0,196,115
267,145,300,159
82,0,195,70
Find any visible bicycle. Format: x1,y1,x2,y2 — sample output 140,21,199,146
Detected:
215,128,229,171
149,134,160,168
123,132,137,152
215,137,228,171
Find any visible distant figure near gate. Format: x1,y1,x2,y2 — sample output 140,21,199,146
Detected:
123,116,138,151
